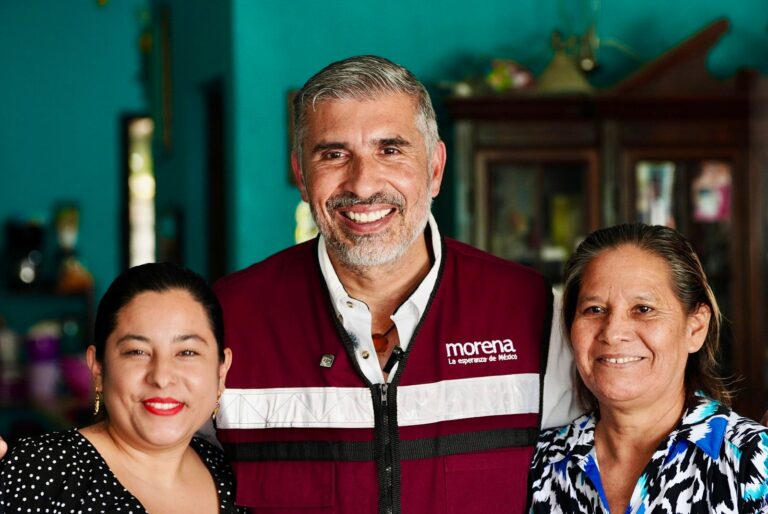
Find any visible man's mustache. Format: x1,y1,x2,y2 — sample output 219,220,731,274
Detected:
326,192,405,211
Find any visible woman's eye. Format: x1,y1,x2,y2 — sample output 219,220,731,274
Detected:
179,349,198,357
636,305,653,314
583,305,604,315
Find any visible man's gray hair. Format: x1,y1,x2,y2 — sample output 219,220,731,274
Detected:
292,55,440,169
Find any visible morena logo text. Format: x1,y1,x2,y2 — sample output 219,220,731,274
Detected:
445,339,518,365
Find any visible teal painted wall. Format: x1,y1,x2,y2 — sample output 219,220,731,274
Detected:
0,1,149,304
1,1,766,289
230,0,768,270
155,0,232,277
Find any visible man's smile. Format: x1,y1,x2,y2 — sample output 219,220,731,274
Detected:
342,208,394,223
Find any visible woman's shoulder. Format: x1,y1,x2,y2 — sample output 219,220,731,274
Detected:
2,429,95,467
1,429,109,510
683,397,766,458
534,412,597,464
190,435,235,484
719,406,768,473
722,407,768,448
683,397,762,452
707,404,768,507
530,413,599,512
190,435,228,468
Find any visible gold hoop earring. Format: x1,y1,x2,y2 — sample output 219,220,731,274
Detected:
212,396,221,420
93,390,103,416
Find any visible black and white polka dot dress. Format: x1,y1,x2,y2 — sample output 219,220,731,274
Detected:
0,429,244,513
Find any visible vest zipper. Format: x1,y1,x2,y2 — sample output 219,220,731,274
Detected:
379,383,394,514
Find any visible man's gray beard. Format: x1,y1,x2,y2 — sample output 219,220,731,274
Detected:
313,195,433,269
325,211,430,269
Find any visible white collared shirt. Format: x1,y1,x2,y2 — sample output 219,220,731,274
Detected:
318,214,582,429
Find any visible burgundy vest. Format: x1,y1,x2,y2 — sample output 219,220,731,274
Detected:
214,237,552,514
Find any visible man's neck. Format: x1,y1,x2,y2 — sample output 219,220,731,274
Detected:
329,233,432,327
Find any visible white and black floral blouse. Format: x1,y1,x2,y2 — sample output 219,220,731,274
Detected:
0,429,244,513
530,395,768,513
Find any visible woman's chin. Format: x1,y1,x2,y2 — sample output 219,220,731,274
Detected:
119,417,200,449
137,426,194,448
592,383,684,413
590,383,650,408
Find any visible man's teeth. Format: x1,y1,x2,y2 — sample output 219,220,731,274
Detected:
602,357,643,364
345,209,391,223
146,402,181,410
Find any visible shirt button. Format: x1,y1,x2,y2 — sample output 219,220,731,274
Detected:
361,350,370,359
346,301,354,308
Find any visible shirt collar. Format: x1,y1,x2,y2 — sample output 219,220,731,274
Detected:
552,394,730,467
318,213,442,320
674,394,730,460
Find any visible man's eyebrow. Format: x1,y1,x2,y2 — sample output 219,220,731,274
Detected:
378,137,410,147
312,142,346,154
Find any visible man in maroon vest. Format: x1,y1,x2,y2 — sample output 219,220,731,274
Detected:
213,55,579,513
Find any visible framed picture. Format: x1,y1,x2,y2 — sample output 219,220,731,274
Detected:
635,161,676,227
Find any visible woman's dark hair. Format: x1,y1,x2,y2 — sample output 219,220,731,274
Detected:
94,262,225,362
562,223,728,410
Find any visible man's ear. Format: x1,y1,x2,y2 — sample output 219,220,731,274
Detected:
429,141,447,198
291,152,309,202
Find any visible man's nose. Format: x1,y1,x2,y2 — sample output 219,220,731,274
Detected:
344,155,384,198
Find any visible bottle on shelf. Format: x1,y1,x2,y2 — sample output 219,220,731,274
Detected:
26,321,61,403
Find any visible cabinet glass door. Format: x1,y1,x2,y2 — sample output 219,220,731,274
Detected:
475,151,598,285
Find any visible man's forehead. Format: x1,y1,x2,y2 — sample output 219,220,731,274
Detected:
307,92,418,115
304,95,420,139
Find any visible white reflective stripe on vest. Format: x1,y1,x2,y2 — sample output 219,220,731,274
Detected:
216,373,540,429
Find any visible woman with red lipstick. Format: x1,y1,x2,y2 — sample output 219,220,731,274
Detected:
0,263,242,513
529,224,768,513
